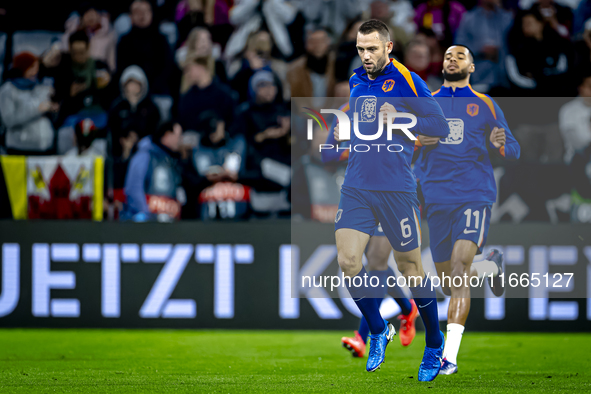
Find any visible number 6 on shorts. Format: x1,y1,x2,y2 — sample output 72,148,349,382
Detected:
400,218,412,238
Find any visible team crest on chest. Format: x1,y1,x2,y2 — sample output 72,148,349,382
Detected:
355,96,377,122
440,118,464,145
382,79,395,92
467,103,479,117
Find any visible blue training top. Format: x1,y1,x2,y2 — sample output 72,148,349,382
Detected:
414,84,521,205
340,58,449,192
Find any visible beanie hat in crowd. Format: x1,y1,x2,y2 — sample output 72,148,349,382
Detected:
11,52,38,77
248,69,275,99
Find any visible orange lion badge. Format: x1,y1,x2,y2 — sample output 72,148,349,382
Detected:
467,103,479,117
382,79,395,92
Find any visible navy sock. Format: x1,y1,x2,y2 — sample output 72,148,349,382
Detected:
346,267,386,335
409,275,442,348
358,298,384,343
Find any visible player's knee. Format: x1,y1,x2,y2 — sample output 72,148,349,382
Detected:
337,252,361,275
450,256,470,276
450,260,470,288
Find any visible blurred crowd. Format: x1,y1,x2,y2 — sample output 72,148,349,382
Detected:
0,0,590,221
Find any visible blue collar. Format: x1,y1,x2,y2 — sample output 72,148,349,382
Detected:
436,85,475,97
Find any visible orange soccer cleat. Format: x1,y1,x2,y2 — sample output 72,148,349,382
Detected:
398,299,419,346
341,330,366,357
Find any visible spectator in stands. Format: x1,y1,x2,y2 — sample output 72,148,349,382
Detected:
65,118,107,156
287,27,335,98
117,0,175,95
175,0,234,47
0,52,58,155
574,1,591,37
454,0,513,92
335,18,364,82
178,56,235,136
414,28,445,79
370,0,412,56
529,0,573,38
62,2,117,71
44,30,111,125
229,30,288,103
235,70,290,182
404,40,442,91
299,0,363,39
176,0,215,47
559,72,591,164
506,9,575,96
385,0,416,38
224,0,297,61
190,114,249,220
121,121,184,222
176,27,227,83
414,0,466,47
109,65,160,142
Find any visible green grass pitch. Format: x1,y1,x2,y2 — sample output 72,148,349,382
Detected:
0,329,589,393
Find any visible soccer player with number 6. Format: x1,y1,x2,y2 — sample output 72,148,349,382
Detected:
333,19,450,381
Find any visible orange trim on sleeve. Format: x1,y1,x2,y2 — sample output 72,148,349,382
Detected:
339,150,350,161
415,138,423,148
468,85,496,120
390,59,418,97
432,88,441,95
499,145,505,157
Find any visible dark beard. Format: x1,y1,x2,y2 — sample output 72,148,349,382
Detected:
443,68,469,82
366,54,389,79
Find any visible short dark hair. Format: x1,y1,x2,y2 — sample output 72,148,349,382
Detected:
153,121,178,141
358,19,391,42
69,30,89,46
447,44,475,63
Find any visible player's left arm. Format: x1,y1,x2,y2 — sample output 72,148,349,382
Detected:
408,73,450,139
489,99,520,160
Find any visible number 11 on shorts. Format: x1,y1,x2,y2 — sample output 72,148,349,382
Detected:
464,208,480,234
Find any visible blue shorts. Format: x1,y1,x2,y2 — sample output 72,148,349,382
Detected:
335,186,421,252
426,202,492,263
